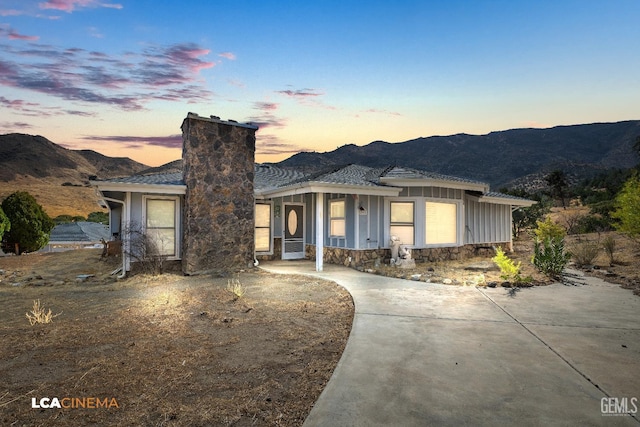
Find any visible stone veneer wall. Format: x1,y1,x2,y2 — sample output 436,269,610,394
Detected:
181,113,258,275
306,244,505,268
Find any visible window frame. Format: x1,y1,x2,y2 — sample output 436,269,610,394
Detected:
425,200,459,246
389,200,415,246
254,202,273,254
142,195,181,259
329,199,346,238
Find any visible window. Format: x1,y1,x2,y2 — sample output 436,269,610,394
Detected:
329,200,345,237
255,203,272,253
425,202,457,245
390,201,414,245
145,198,177,257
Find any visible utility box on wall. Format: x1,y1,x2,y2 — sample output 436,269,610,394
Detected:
181,113,258,275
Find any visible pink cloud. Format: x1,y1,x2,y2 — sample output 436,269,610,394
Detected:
218,52,236,60
0,9,23,16
0,41,216,111
82,134,182,149
277,88,323,98
0,121,33,129
39,0,122,12
8,30,39,41
253,102,278,111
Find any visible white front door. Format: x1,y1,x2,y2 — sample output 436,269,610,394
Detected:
282,204,305,259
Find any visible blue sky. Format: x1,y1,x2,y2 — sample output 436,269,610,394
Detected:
1,0,639,166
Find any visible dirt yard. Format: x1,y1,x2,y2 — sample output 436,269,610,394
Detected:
0,250,354,426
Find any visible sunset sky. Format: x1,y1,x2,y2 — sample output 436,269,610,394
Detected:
1,0,639,167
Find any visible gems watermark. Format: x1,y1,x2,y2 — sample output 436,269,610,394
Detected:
31,397,119,409
601,397,637,416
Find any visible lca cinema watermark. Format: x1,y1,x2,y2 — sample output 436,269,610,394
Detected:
31,397,119,409
601,397,638,417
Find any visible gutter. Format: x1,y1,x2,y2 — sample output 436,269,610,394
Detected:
101,196,128,279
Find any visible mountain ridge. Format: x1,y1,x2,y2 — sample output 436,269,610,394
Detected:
277,120,640,189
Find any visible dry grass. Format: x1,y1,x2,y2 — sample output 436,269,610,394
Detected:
0,250,354,426
25,299,61,325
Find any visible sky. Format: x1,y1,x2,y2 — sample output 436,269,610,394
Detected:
1,0,639,167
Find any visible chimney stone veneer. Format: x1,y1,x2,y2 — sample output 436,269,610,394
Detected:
181,113,258,275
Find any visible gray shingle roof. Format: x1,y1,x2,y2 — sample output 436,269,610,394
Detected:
49,222,110,243
97,164,502,195
381,166,487,186
96,172,184,186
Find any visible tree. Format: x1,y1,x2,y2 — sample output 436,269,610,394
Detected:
1,191,54,254
545,170,569,209
0,207,10,241
87,211,109,224
611,174,640,244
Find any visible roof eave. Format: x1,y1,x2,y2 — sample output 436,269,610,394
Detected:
477,195,537,207
91,181,187,195
379,177,488,192
257,182,402,198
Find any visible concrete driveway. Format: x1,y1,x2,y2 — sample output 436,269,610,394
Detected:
260,261,640,426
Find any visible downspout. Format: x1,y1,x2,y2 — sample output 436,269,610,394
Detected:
101,196,128,279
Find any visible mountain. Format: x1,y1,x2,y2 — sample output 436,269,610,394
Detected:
277,121,640,190
0,133,147,182
0,133,149,217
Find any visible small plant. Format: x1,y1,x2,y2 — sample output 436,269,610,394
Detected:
571,240,600,267
26,300,61,325
602,235,617,265
226,278,246,300
532,237,571,279
492,247,522,282
533,216,566,242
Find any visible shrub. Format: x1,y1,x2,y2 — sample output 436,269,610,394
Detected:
123,223,169,275
1,191,54,254
0,206,10,241
26,300,61,325
533,238,571,279
226,278,246,300
533,216,566,242
602,235,616,265
492,247,521,281
571,240,600,267
87,211,109,224
611,175,640,244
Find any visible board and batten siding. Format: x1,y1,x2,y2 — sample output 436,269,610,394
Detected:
464,198,511,244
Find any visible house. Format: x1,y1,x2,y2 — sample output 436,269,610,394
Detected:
41,221,110,252
92,113,535,275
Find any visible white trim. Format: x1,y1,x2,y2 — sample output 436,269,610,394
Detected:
316,194,324,272
282,202,306,260
379,177,488,193
91,181,186,195
257,183,401,198
141,195,181,260
384,196,464,249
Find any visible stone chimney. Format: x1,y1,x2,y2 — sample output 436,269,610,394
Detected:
181,113,258,275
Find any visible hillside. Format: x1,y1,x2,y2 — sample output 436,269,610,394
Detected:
278,121,640,190
0,134,148,217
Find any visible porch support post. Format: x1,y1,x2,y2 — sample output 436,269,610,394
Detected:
315,192,324,272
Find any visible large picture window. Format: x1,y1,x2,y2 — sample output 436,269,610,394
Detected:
255,203,272,253
329,200,346,237
425,201,457,245
145,198,177,257
390,201,414,245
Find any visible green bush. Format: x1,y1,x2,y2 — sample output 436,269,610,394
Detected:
0,207,10,241
1,191,54,254
87,211,109,224
492,247,521,281
533,216,566,242
611,175,640,244
532,238,571,279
